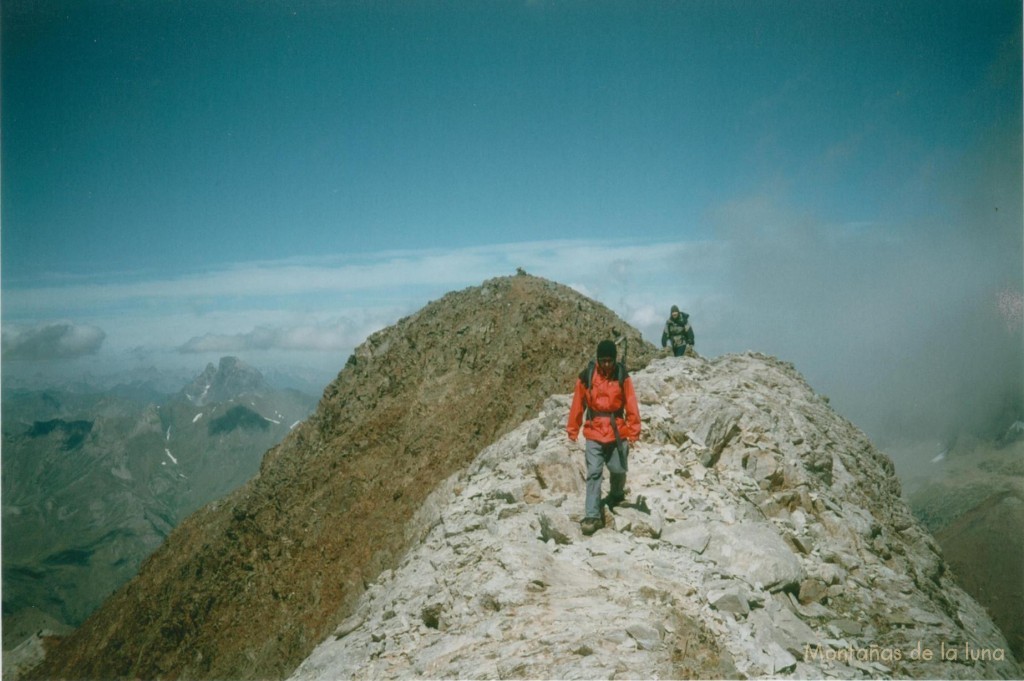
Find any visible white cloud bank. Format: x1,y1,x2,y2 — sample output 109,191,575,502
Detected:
178,320,366,354
3,224,1019,449
1,322,107,361
1,240,713,319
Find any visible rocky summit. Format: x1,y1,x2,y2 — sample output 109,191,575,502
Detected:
291,354,1020,680
28,273,658,681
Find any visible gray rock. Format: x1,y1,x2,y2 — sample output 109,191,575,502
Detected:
765,642,798,674
613,506,663,539
535,504,576,545
526,422,544,449
707,587,750,615
703,521,805,592
831,618,864,637
289,355,1022,681
661,522,711,553
798,578,828,604
531,447,584,497
626,622,663,650
767,606,821,655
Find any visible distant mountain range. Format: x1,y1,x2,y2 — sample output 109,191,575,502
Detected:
1,356,319,649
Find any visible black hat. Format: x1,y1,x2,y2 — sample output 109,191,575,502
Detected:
596,339,617,360
671,305,680,314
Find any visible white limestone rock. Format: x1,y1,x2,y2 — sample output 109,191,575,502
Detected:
703,520,805,592
290,354,1021,681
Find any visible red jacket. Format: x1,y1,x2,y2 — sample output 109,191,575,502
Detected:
566,367,641,444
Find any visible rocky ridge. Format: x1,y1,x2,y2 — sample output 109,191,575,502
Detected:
28,273,659,680
292,353,1020,680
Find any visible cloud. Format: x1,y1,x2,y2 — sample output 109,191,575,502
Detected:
2,322,107,360
628,304,664,330
178,320,366,354
1,239,709,318
708,187,1022,444
2,237,719,374
9,228,1015,452
0,238,726,379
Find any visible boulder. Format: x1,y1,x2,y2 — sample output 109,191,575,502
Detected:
703,521,805,592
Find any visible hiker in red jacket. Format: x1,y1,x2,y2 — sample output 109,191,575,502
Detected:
566,339,641,535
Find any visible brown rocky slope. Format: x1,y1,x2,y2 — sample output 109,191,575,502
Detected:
28,272,658,680
906,437,1024,660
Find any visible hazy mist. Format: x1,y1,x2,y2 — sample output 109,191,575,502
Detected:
708,131,1022,449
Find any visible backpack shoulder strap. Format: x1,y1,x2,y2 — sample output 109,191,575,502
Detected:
579,360,597,389
581,360,628,389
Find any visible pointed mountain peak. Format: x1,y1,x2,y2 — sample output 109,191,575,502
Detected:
181,356,268,405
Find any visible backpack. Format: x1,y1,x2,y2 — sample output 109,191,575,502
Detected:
580,360,629,419
579,360,628,390
579,360,629,441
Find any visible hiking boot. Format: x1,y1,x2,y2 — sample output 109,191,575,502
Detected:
580,517,604,536
605,493,626,509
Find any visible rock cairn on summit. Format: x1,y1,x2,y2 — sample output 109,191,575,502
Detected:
28,273,658,681
291,354,1020,680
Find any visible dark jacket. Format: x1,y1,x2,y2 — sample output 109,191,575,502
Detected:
661,313,694,350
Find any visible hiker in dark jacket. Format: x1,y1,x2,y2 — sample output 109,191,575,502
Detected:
661,305,694,357
566,340,641,536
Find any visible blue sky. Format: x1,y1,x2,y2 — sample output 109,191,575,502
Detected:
2,0,1021,444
